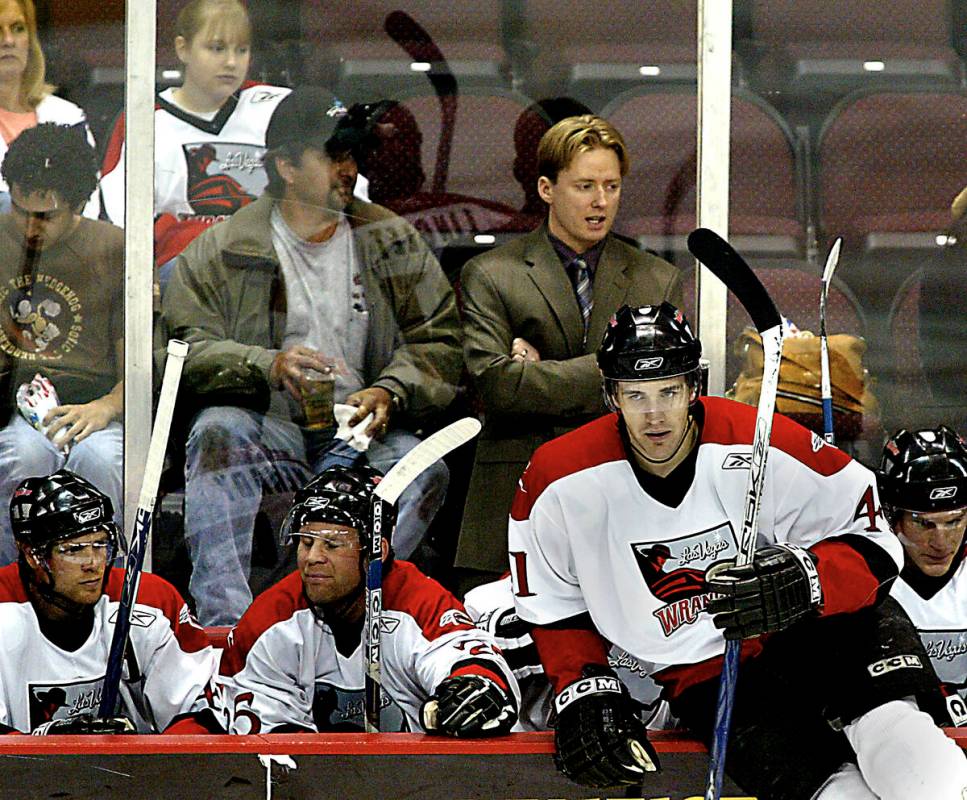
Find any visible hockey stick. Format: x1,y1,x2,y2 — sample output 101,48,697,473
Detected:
98,339,189,719
364,416,482,732
384,10,457,195
687,229,784,800
819,238,842,446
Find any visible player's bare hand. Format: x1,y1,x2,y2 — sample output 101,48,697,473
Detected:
511,337,540,363
345,386,392,438
269,346,339,403
44,398,118,446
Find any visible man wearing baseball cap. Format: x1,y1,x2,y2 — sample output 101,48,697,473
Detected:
162,86,462,627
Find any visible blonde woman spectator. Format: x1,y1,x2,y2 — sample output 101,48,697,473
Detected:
0,0,98,218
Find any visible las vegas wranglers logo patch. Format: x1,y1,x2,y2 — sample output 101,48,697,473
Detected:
631,522,737,637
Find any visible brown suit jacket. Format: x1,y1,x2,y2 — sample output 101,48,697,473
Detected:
454,226,683,575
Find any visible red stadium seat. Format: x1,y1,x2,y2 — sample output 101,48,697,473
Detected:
600,89,804,262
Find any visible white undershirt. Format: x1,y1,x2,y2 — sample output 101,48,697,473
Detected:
271,208,369,401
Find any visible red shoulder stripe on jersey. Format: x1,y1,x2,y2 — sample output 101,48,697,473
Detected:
530,625,610,694
220,571,307,677
700,396,851,477
104,569,211,654
812,536,898,616
383,561,478,642
100,112,126,174
0,563,27,602
511,414,625,522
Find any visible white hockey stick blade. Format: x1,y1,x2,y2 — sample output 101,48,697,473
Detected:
821,237,842,287
375,417,481,505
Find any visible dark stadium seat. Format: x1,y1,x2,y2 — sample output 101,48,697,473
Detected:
301,0,508,100
600,88,804,264
743,0,962,101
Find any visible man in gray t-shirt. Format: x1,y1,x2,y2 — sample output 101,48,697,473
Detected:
163,87,462,626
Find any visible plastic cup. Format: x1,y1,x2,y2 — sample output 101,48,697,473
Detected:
301,368,335,430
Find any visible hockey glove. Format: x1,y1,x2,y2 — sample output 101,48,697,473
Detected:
706,542,823,640
421,674,517,737
31,714,136,736
553,665,660,788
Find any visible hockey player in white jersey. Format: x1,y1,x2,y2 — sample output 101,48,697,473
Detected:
221,465,518,735
0,470,224,734
879,426,967,725
508,302,967,799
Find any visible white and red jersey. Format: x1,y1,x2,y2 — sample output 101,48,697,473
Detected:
464,575,676,731
220,561,518,733
509,396,902,699
0,565,223,733
100,83,290,263
891,553,967,718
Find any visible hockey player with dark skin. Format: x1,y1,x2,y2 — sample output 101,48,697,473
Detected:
879,426,967,724
220,465,518,736
508,302,967,799
0,471,224,735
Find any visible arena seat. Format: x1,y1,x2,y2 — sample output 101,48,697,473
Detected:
600,88,804,265
743,0,962,100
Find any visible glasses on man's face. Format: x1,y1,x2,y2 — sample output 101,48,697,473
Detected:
295,531,360,554
10,198,69,221
52,539,112,563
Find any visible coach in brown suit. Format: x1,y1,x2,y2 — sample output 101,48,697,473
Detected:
454,115,683,586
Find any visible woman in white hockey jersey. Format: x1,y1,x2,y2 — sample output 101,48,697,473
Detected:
0,0,98,218
508,302,967,799
220,465,518,736
99,0,291,273
0,470,224,734
879,426,967,725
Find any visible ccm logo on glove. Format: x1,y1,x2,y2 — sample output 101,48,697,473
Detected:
554,675,622,714
867,654,923,677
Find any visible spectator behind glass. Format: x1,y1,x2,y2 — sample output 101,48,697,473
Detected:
0,123,124,565
350,98,516,256
100,0,292,285
501,97,592,233
453,115,684,589
0,0,99,218
162,86,462,627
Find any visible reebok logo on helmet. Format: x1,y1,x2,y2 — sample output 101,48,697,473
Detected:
930,486,958,500
74,508,102,524
634,357,664,371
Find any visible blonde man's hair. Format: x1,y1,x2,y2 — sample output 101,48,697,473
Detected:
6,0,55,110
537,114,629,183
174,0,251,46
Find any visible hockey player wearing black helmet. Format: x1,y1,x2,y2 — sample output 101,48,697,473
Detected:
880,427,967,726
508,303,967,797
0,470,226,736
221,465,519,737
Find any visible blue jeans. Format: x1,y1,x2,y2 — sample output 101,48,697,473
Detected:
0,415,123,564
184,406,448,626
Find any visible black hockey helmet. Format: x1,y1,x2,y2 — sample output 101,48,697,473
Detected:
280,464,393,548
597,303,703,410
10,470,120,551
877,426,967,519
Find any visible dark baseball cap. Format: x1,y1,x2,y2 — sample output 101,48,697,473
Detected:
265,86,356,153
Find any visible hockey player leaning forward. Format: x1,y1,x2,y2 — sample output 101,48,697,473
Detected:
220,464,519,735
508,302,967,799
879,426,967,725
0,471,224,735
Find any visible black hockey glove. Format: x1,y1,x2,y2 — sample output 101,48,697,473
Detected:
421,674,517,737
706,542,823,640
553,665,660,788
31,714,136,736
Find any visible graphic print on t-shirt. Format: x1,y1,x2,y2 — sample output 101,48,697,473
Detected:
182,141,266,216
0,275,82,358
631,521,737,637
27,675,104,730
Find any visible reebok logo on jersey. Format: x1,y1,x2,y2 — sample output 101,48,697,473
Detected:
722,453,752,470
867,654,922,677
554,675,621,714
930,486,958,500
634,356,664,371
811,432,825,452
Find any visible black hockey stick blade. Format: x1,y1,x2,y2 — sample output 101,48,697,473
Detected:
687,228,782,334
384,10,457,95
